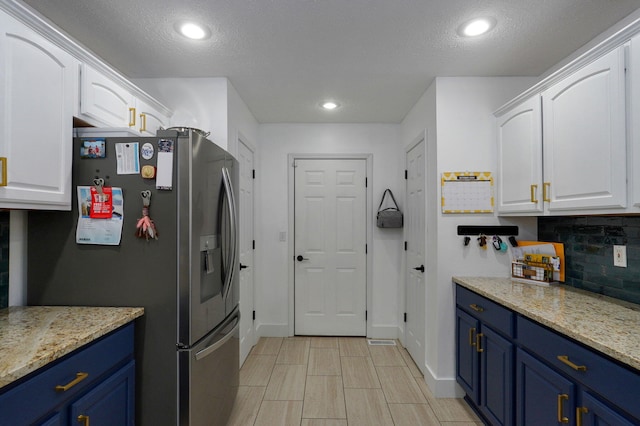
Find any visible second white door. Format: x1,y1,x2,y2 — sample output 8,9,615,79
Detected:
294,158,367,336
405,139,426,374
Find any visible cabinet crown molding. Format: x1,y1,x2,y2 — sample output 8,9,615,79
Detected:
495,15,640,116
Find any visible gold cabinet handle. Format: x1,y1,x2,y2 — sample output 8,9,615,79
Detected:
476,333,484,353
468,327,476,347
543,182,551,202
139,113,147,132
557,355,587,372
469,304,484,313
0,157,6,187
557,394,569,424
576,407,588,426
530,184,538,203
55,372,89,392
129,107,136,127
77,415,90,426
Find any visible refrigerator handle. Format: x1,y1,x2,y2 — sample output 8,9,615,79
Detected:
195,311,240,361
221,167,238,303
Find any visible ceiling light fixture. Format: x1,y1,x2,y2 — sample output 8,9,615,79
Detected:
458,17,496,37
321,101,339,110
175,21,211,40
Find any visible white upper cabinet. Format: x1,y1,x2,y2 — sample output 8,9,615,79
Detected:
79,64,136,129
79,64,171,135
0,9,78,210
135,98,170,136
542,46,627,212
631,34,640,207
496,96,543,214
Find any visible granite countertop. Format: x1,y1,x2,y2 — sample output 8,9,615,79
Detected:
0,306,144,390
453,276,640,372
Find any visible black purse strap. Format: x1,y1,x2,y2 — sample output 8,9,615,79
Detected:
377,189,399,212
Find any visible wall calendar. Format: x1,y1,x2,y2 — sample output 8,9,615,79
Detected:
441,171,494,213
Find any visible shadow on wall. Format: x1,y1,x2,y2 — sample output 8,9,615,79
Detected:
538,216,640,305
0,211,8,308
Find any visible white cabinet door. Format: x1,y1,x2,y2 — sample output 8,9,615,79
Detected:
496,96,544,214
630,35,640,208
0,11,78,209
135,98,170,136
80,64,135,129
542,47,627,212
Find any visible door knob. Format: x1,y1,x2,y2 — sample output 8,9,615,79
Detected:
413,265,425,273
239,263,248,270
296,255,309,262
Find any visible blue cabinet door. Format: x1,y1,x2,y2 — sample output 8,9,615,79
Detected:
516,349,575,426
70,361,135,426
456,308,480,403
580,391,637,426
480,325,514,426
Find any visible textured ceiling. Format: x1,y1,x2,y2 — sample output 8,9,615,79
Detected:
22,0,640,123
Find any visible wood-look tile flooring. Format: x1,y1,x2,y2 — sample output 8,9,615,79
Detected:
229,337,483,425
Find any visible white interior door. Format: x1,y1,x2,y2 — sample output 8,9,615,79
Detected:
237,140,255,364
405,140,426,373
294,158,367,336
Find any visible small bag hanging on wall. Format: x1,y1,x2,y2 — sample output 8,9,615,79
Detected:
376,189,403,228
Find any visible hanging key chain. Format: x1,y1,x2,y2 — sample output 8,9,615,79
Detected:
136,190,158,241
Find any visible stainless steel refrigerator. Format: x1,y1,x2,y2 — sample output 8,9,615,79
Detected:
27,128,240,426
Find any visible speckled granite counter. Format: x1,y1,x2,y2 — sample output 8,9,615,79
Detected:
0,306,144,389
453,277,640,371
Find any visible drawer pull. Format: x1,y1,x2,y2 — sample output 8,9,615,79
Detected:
557,393,569,424
476,333,484,353
543,182,551,202
557,355,587,371
469,304,484,312
55,372,89,392
530,184,538,203
77,415,90,426
576,407,588,426
129,107,136,127
469,327,476,347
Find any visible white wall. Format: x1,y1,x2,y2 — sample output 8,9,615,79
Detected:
400,77,539,396
227,81,259,157
133,77,229,149
256,123,403,337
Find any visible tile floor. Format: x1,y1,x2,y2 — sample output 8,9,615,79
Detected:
228,336,483,425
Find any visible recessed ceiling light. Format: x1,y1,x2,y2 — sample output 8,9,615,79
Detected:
322,101,339,110
175,21,211,40
458,17,496,37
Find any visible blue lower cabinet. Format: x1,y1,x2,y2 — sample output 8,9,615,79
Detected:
579,390,636,426
456,308,479,403
70,361,135,426
455,288,515,426
480,326,514,426
0,324,135,426
516,348,575,425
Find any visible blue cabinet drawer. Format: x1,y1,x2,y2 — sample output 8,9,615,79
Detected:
456,285,514,338
517,316,640,420
0,323,134,425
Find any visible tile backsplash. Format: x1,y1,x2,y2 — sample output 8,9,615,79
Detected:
538,216,640,305
0,212,8,309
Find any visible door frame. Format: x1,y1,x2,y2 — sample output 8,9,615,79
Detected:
287,153,373,336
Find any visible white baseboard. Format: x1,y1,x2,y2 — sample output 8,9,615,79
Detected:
367,324,398,339
423,364,466,398
255,322,289,337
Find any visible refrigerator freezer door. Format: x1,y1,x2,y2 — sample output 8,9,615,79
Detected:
178,307,240,426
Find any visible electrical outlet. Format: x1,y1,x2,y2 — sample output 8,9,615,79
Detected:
613,245,627,268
